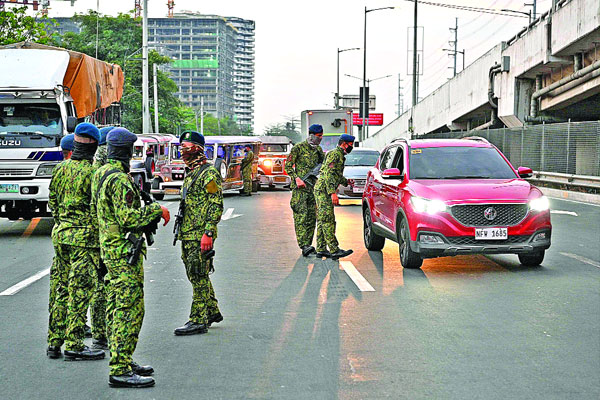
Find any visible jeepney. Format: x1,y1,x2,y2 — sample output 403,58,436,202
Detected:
257,135,292,189
151,135,261,198
129,133,175,193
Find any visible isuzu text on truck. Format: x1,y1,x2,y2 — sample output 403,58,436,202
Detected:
0,42,123,220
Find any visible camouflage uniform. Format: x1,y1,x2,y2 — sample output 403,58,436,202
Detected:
93,145,108,168
179,164,224,325
92,159,162,376
314,146,348,253
47,159,99,351
241,149,254,194
284,140,325,250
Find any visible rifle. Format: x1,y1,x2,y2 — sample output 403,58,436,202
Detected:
300,163,322,188
172,163,211,246
126,190,161,265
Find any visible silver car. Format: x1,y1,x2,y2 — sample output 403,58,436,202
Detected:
337,148,380,199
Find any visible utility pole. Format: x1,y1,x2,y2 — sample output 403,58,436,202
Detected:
451,18,458,77
200,97,204,136
412,0,418,107
525,0,537,21
142,0,151,133
397,74,405,116
153,63,159,134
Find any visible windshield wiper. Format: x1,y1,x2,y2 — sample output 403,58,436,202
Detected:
440,175,492,179
9,131,57,140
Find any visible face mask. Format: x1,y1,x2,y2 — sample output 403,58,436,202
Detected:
107,143,134,172
308,135,322,146
181,144,207,168
344,145,353,154
71,141,98,161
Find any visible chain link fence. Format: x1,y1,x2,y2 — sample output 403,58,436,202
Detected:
424,121,600,177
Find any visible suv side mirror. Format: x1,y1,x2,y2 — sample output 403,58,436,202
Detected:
66,116,77,133
518,166,533,178
382,168,403,179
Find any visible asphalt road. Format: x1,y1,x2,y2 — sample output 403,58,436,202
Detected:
0,192,598,399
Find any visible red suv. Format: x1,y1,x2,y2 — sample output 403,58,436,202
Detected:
362,137,551,269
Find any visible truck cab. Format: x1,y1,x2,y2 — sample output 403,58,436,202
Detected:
257,135,292,189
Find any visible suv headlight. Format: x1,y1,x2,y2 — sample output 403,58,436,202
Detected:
529,196,549,212
410,196,447,214
36,163,58,177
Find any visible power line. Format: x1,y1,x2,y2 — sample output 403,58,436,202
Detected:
399,0,529,18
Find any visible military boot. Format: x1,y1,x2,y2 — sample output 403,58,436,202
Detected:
174,321,208,336
109,373,155,388
315,250,331,258
131,361,154,376
331,248,353,260
92,337,109,350
64,345,105,361
84,324,92,338
46,345,61,359
208,312,223,327
301,245,316,257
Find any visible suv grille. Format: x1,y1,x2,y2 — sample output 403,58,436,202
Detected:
446,235,529,245
450,204,528,227
0,168,34,176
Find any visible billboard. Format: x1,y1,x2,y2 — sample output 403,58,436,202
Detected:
352,113,383,126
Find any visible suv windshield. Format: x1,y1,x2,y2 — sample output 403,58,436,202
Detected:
0,103,62,136
345,150,379,166
410,146,517,179
260,144,287,152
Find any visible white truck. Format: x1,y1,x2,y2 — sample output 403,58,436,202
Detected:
0,42,123,220
300,109,354,152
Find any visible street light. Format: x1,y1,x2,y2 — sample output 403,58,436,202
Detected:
501,8,532,24
336,47,360,109
345,74,393,86
363,6,396,140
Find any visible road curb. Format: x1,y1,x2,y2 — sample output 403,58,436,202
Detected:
541,187,600,205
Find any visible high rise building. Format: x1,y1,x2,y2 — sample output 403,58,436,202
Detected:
148,12,255,132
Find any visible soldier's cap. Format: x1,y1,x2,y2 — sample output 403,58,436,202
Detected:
308,124,323,134
98,126,115,145
60,133,75,151
340,133,355,143
74,122,100,142
244,144,252,149
107,127,138,146
180,131,205,146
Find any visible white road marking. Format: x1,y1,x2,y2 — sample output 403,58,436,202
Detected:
551,210,578,216
339,261,375,292
0,268,51,296
560,252,600,269
221,208,243,220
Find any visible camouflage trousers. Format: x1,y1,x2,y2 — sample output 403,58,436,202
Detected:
90,259,108,341
315,189,339,253
47,243,98,350
105,257,145,376
243,168,252,194
290,188,325,250
181,240,220,325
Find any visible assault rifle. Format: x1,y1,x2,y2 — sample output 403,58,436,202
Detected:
126,191,161,265
300,163,322,188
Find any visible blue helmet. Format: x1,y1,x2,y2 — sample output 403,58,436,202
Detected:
308,124,323,134
74,122,100,142
60,134,75,151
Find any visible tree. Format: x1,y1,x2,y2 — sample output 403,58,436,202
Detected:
263,123,303,144
0,6,55,45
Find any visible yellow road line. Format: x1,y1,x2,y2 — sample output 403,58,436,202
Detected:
21,218,40,238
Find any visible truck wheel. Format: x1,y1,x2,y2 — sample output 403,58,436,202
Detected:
153,193,164,201
518,251,545,266
398,217,423,269
145,156,154,177
214,158,227,180
363,206,385,251
252,180,259,192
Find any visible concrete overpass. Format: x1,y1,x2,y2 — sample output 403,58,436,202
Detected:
363,0,600,150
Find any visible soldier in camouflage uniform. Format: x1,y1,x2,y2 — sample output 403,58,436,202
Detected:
93,127,170,388
87,125,115,351
46,123,106,361
59,133,74,159
241,144,254,196
284,124,325,257
174,131,224,336
314,134,355,260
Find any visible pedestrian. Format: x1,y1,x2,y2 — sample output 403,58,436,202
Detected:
314,134,355,259
87,125,115,351
174,131,224,336
46,123,105,361
93,127,170,388
284,124,325,257
59,133,74,160
241,143,254,196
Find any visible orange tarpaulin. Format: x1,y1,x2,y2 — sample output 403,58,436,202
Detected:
0,42,124,118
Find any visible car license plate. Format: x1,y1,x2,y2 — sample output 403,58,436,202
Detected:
475,227,508,240
0,184,19,193
352,186,364,194
274,176,287,183
165,188,180,195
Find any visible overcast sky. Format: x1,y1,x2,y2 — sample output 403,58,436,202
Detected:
37,0,555,134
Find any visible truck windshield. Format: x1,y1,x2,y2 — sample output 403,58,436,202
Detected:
320,135,340,152
409,146,517,179
0,103,62,136
260,144,287,152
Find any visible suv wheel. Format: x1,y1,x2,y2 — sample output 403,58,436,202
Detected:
363,206,385,251
518,251,545,266
398,217,423,269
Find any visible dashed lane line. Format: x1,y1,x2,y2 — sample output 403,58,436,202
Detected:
0,267,51,296
339,261,375,292
559,252,600,269
551,210,578,216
